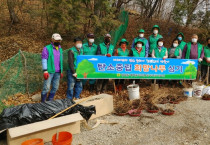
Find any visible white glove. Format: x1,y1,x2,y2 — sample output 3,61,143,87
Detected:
73,73,77,77
198,58,203,62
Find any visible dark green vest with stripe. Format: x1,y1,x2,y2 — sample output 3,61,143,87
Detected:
99,42,114,55
68,46,83,70
149,34,163,54
46,44,63,73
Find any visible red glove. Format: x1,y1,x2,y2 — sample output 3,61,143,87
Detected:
43,72,49,80
60,73,63,79
106,54,111,57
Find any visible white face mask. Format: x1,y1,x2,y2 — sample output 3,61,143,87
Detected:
173,43,178,48
137,44,142,48
192,38,197,43
153,30,158,34
139,34,144,38
76,43,82,49
89,39,94,43
158,42,163,47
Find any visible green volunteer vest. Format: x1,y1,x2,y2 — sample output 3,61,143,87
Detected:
68,46,83,70
179,41,186,51
149,34,163,54
131,47,145,57
99,42,114,55
202,46,210,66
168,46,181,57
185,42,203,59
117,48,129,56
83,43,97,55
46,44,63,73
154,47,167,58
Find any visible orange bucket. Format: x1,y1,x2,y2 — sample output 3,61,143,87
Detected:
52,131,72,145
21,138,44,145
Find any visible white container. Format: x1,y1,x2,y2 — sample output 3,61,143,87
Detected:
127,84,140,100
193,84,204,98
183,88,193,97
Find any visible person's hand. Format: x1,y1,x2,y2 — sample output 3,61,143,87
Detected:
73,73,77,78
43,71,49,80
60,73,63,79
206,58,210,63
106,54,111,57
198,58,203,62
162,56,167,60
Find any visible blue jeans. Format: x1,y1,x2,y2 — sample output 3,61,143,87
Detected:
66,70,83,99
41,73,60,95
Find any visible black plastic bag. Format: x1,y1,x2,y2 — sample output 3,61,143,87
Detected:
0,98,96,132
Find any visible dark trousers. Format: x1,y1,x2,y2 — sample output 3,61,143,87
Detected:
201,64,210,82
96,79,109,92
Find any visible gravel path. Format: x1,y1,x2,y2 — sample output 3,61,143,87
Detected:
72,98,210,145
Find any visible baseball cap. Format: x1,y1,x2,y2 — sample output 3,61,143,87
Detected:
52,33,62,41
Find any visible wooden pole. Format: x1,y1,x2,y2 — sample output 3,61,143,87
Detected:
207,66,209,85
48,96,92,120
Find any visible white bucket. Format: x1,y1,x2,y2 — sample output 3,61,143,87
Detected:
193,83,204,98
127,84,140,100
183,88,193,97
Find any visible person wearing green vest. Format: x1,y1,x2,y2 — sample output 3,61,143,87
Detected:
131,29,149,57
152,38,168,59
148,25,163,56
41,33,63,102
201,37,210,81
66,37,84,99
96,33,115,94
168,38,182,58
176,32,187,51
181,34,204,62
82,33,97,92
129,39,146,57
114,38,129,91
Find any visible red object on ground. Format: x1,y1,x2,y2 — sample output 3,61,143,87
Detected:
128,109,141,117
169,101,180,104
202,97,210,100
106,53,111,57
52,132,73,145
21,138,44,145
147,110,159,113
162,111,175,116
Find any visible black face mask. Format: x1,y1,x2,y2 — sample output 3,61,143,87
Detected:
105,38,110,43
54,42,60,46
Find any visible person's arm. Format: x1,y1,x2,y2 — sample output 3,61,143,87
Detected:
145,40,149,57
129,50,133,57
41,47,48,71
164,49,168,59
114,49,118,56
177,49,182,59
181,44,187,59
96,45,101,55
151,49,156,58
132,39,135,48
68,50,76,74
200,46,204,59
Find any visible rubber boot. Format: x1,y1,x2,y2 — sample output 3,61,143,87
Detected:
47,93,55,101
41,93,47,102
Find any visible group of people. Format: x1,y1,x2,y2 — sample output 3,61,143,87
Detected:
40,25,210,102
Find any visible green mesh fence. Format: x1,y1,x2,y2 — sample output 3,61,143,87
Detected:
0,11,129,111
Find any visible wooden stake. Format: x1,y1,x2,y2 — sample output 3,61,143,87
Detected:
207,66,209,85
48,96,91,120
